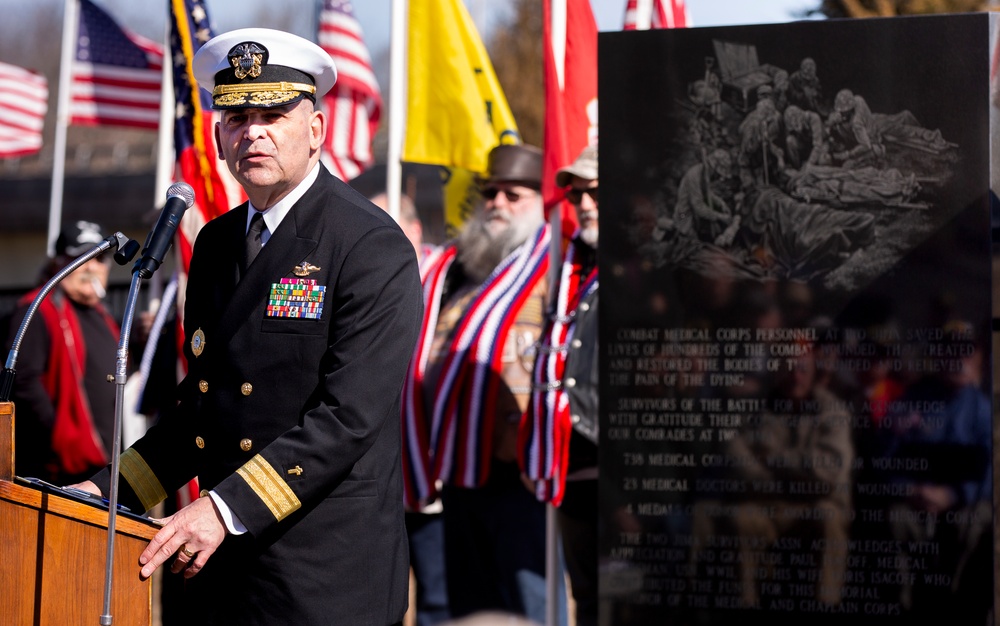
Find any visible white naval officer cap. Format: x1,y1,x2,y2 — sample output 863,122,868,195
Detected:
192,28,338,110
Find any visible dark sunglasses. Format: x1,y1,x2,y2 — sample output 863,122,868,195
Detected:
565,186,598,204
482,187,528,203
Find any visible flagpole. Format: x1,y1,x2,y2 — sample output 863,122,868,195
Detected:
49,0,80,257
545,214,562,626
150,18,176,307
386,0,407,223
545,5,567,624
635,0,654,30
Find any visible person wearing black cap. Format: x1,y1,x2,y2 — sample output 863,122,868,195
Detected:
74,28,421,626
5,220,117,484
400,143,567,625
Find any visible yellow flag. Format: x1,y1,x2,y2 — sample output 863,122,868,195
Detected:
405,0,519,175
438,166,480,239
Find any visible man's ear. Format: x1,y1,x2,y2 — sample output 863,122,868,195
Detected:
310,108,326,151
214,123,225,160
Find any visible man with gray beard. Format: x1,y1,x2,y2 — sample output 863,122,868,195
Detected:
400,144,567,624
454,190,546,283
520,144,600,626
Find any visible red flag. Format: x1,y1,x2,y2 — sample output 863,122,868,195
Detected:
318,0,382,181
623,0,691,30
70,0,163,130
0,61,48,158
542,0,597,237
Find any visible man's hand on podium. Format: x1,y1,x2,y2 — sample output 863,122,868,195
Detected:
139,496,227,580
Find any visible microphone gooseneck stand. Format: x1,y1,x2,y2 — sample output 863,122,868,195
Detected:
100,268,143,626
101,181,192,625
0,233,134,403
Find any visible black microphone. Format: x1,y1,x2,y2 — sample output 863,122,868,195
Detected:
134,182,195,279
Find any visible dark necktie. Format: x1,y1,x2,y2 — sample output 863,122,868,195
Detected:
245,211,265,269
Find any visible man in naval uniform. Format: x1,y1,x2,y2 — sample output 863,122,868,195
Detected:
76,28,421,626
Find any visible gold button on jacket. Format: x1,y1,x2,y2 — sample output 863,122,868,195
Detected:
241,382,253,396
240,438,253,452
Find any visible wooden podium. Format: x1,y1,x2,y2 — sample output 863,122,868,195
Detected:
0,401,159,625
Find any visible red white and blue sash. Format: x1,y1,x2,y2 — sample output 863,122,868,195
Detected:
401,244,456,510
519,237,598,505
427,225,551,494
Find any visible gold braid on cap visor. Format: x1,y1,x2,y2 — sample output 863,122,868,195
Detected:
212,81,316,107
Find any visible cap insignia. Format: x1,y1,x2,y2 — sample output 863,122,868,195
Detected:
229,42,267,80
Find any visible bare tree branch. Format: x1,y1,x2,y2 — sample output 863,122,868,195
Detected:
487,0,544,147
818,0,996,17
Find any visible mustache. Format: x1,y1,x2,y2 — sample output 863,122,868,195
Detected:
485,208,513,224
239,142,273,158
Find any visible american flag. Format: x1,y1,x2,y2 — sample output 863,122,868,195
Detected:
623,0,691,29
0,61,48,158
318,0,382,181
71,0,163,130
170,0,243,293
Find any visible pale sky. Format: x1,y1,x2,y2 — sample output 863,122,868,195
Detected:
0,0,820,97
0,1,820,56
358,1,819,52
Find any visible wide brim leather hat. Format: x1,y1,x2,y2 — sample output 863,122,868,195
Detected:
193,28,338,110
478,144,543,189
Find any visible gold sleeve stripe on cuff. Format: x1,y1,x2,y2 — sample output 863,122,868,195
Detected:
236,455,301,522
119,448,168,512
